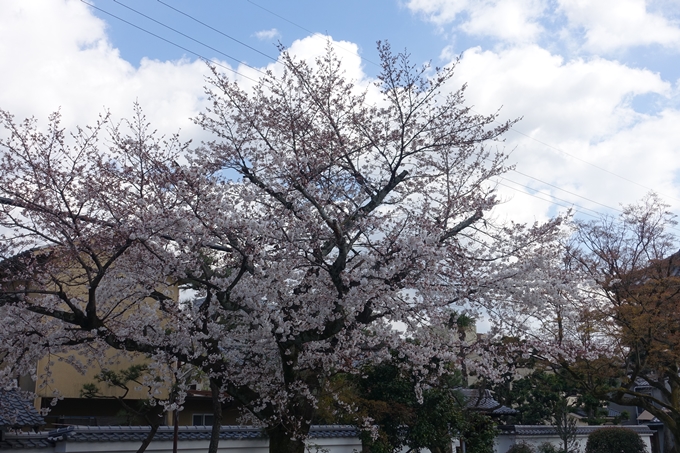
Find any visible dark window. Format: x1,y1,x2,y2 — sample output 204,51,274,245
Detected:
192,414,215,426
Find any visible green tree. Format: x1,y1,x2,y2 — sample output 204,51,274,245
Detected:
490,370,611,426
81,365,165,453
320,362,496,453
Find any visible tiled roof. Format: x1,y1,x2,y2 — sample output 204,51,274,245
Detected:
0,433,52,449
48,425,359,443
497,424,655,436
457,389,518,415
309,425,359,438
0,389,45,428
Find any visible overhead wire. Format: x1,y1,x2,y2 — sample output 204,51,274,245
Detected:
81,0,679,231
111,0,268,76
243,0,680,206
245,0,381,67
494,177,600,218
507,128,680,204
79,0,260,84
157,0,278,62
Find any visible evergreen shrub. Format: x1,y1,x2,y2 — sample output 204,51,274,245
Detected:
506,442,535,453
585,427,647,453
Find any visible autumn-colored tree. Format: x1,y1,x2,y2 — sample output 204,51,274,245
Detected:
0,43,565,453
557,194,680,451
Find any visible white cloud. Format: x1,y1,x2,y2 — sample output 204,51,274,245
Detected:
558,0,680,52
0,2,369,143
442,44,679,221
406,0,547,43
408,0,680,53
254,28,281,41
0,0,214,138
3,0,680,229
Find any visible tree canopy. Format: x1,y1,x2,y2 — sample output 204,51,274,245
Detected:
0,43,566,453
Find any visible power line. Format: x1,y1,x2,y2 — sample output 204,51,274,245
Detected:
495,177,600,218
507,128,680,204
156,0,278,62
243,0,680,206
508,169,623,214
82,0,675,226
111,0,267,76
79,1,259,83
245,0,381,67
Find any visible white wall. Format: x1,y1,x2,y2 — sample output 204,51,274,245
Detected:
495,427,654,453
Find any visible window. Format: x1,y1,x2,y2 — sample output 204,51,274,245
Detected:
192,414,215,426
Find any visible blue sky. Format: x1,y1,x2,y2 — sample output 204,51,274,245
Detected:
89,0,680,87
87,0,444,74
2,0,680,226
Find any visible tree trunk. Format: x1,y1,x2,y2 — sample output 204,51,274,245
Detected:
267,424,307,453
135,423,159,453
669,428,680,453
208,377,223,453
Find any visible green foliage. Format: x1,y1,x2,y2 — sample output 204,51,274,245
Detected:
506,442,535,453
318,361,496,453
489,370,612,426
353,364,467,453
493,371,566,425
80,364,163,426
536,443,560,453
462,411,497,453
585,428,647,453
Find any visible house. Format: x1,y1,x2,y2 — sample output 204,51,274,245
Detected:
0,388,49,450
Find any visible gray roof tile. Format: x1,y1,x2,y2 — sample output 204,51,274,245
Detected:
0,433,52,449
47,424,359,443
0,389,45,428
497,424,655,436
458,389,518,415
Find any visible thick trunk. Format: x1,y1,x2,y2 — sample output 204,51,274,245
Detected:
670,428,680,453
208,377,224,453
135,422,159,453
267,424,307,453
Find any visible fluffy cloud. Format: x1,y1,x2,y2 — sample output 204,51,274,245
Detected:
3,0,680,227
557,0,680,52
445,44,679,220
0,1,361,143
0,0,210,138
408,0,680,53
406,0,547,43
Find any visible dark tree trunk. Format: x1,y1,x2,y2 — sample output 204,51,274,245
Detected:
267,424,307,453
208,377,224,453
135,423,159,453
669,428,680,453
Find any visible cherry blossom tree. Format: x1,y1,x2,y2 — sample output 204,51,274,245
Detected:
0,43,565,453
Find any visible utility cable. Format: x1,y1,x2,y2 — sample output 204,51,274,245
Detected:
244,0,680,205
111,0,267,76
156,0,278,62
245,0,380,67
79,1,259,83
495,177,600,218
508,169,622,213
81,0,677,229
507,128,680,204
